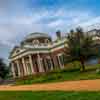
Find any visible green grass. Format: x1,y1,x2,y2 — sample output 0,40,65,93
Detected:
16,62,100,85
0,91,100,100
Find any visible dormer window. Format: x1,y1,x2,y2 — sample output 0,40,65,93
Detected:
44,39,50,46
16,49,20,53
32,40,39,45
45,39,50,44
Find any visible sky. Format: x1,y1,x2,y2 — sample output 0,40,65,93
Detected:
0,0,100,62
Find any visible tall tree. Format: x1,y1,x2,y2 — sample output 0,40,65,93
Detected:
65,27,97,71
0,58,9,79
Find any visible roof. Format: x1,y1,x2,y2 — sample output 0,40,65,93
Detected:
9,46,20,59
24,32,51,41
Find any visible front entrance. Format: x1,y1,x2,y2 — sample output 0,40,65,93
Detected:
45,57,53,71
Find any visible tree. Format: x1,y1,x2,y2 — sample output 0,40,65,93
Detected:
65,27,97,71
56,30,61,39
0,58,9,79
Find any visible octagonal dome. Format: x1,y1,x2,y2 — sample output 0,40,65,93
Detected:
24,32,51,41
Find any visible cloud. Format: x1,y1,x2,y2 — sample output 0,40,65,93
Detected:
0,0,100,61
48,19,63,28
0,7,96,47
47,9,94,32
78,16,100,30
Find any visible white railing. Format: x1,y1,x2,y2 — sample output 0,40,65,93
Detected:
24,38,67,49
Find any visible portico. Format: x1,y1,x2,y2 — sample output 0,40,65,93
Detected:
11,53,57,78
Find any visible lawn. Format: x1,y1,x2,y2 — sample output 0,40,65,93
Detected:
0,91,100,100
16,62,100,85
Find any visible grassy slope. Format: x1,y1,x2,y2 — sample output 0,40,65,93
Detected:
16,62,100,85
0,91,100,100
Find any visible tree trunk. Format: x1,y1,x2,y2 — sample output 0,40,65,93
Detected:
80,57,85,72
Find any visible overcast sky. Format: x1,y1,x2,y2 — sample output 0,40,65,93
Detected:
0,0,100,62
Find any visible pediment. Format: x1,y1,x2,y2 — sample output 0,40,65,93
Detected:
9,46,21,58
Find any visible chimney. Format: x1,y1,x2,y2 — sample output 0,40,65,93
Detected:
56,30,61,40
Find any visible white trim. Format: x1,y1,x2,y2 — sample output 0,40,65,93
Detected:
10,44,67,61
10,38,68,59
32,39,40,45
58,53,63,57
11,49,26,57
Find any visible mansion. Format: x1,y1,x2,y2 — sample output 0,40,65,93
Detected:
9,29,100,78
9,31,67,78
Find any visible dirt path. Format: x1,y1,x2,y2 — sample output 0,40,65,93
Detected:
1,79,100,91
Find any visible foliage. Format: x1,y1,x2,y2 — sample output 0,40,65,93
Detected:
0,91,100,100
65,27,97,71
16,63,100,85
0,58,9,79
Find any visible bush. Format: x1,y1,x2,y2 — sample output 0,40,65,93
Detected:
96,68,100,74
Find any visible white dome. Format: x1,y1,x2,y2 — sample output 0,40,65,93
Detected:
24,32,51,41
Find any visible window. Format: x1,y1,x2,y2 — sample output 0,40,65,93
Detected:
45,39,50,44
46,57,53,71
33,40,39,45
59,55,64,66
16,49,20,53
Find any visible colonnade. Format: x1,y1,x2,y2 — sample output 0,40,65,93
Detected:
11,54,64,78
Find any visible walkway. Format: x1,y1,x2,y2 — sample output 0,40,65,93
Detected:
0,79,100,91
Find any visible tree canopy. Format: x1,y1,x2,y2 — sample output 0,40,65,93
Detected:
0,58,9,79
65,27,97,71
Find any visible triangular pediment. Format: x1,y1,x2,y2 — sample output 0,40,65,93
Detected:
9,46,20,58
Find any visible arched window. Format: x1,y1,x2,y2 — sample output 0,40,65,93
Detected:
16,49,20,53
45,39,50,44
32,40,39,45
45,57,53,71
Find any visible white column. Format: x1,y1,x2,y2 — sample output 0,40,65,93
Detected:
29,55,35,74
16,60,21,77
11,63,16,78
22,57,27,76
37,53,44,72
57,54,64,69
